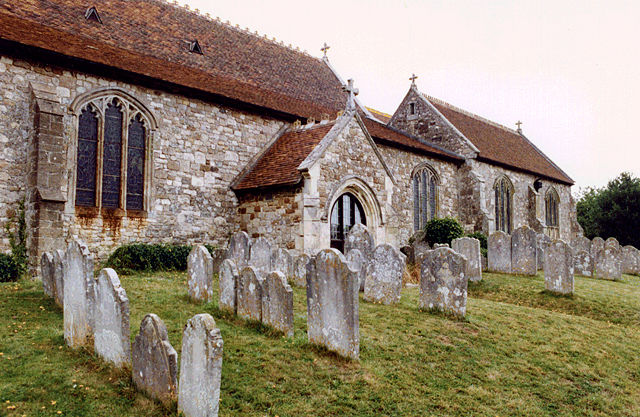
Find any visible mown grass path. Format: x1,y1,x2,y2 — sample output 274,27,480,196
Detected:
1,271,639,416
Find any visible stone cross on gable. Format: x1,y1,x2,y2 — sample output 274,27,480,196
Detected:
343,79,359,111
516,120,523,133
321,42,330,57
410,73,418,85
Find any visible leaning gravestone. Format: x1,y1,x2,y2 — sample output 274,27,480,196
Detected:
488,231,511,273
219,259,238,313
536,233,552,271
622,245,640,276
262,271,294,337
187,245,214,303
52,249,65,307
132,314,178,406
306,249,359,360
346,249,366,292
271,248,293,280
419,247,468,317
590,237,605,268
63,239,95,348
237,266,263,321
178,314,223,417
363,244,406,305
249,237,271,277
345,223,374,261
452,237,482,282
93,268,130,367
544,240,574,295
227,231,250,269
291,254,311,288
595,239,622,280
511,226,537,275
41,252,55,299
574,250,593,277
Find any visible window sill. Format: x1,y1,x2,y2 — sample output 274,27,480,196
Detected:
75,206,147,219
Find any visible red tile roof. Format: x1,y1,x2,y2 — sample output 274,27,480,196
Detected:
0,0,346,120
426,97,573,184
233,122,335,191
366,107,392,123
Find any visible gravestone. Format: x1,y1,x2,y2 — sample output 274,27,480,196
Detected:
248,237,271,277
346,249,367,292
262,271,294,337
178,314,223,417
345,223,374,261
410,230,430,265
574,250,593,277
132,314,178,405
41,252,55,299
93,268,130,367
488,231,511,273
433,243,450,249
187,245,214,303
590,237,605,267
63,239,95,348
452,237,482,282
227,231,250,269
306,249,359,360
52,249,65,307
544,240,574,295
571,236,591,254
209,247,227,275
536,233,552,271
419,247,468,317
511,226,537,275
400,245,414,265
595,239,622,280
622,245,640,276
363,244,406,305
237,266,263,321
291,254,311,288
219,259,238,313
272,248,293,279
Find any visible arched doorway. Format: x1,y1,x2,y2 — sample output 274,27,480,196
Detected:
330,192,366,253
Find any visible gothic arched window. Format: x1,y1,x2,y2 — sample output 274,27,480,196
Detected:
545,188,560,227
75,94,152,211
412,165,439,231
494,176,513,233
330,193,366,253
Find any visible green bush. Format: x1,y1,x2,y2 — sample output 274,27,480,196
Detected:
105,243,193,273
4,199,27,279
424,217,464,246
0,253,18,282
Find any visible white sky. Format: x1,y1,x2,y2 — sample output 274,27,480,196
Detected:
182,0,640,192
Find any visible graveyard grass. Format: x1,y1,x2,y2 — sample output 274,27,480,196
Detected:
1,272,640,417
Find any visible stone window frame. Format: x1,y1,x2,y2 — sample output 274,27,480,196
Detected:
493,175,514,233
411,163,440,232
545,186,560,228
407,101,418,120
69,87,158,216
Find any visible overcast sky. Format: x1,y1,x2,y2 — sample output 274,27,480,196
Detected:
182,0,639,193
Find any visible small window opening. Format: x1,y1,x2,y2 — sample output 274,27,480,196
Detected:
85,6,103,24
409,102,416,115
189,40,203,55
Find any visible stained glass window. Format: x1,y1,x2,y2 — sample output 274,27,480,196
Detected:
494,176,513,233
101,100,123,208
127,115,146,210
412,166,439,231
76,107,98,206
545,188,559,227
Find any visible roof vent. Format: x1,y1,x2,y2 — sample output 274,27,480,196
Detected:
84,6,102,24
188,40,203,55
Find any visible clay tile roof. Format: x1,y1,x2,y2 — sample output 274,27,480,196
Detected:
233,122,336,191
366,107,392,123
426,96,574,184
0,0,346,120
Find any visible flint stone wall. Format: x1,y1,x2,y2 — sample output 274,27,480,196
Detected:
262,271,294,337
187,245,214,302
363,244,406,305
544,240,574,295
419,247,468,317
488,231,511,273
63,240,95,348
451,237,482,282
511,226,537,275
94,268,130,367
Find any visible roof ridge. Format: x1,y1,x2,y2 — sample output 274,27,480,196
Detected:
158,0,319,61
423,93,520,135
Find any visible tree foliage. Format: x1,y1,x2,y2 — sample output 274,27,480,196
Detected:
577,172,640,247
424,217,464,246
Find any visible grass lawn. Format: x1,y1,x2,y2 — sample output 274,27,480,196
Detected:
1,270,640,416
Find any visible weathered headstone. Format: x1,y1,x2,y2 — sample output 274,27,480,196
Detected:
209,247,227,275
41,252,55,299
419,247,468,317
237,266,263,321
93,268,130,367
187,245,214,303
291,254,311,288
271,247,293,279
511,226,537,275
622,245,640,276
410,230,430,264
132,314,178,406
400,245,414,265
227,231,250,269
452,237,482,282
262,271,294,337
178,314,223,417
536,233,552,271
248,237,271,277
345,223,374,261
433,243,450,249
590,237,605,267
571,236,591,254
346,249,366,292
595,239,622,280
219,259,238,313
52,249,65,307
63,239,95,348
306,249,359,360
363,244,406,305
488,231,511,273
574,250,593,277
544,240,574,295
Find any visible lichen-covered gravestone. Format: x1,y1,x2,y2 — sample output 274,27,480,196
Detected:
219,259,238,313
227,231,250,269
306,249,359,360
536,233,551,271
209,247,227,275
346,249,366,292
41,252,55,299
590,237,605,267
571,236,591,254
178,314,223,417
452,237,482,282
574,250,593,277
433,243,450,249
187,245,214,302
132,314,178,406
595,239,622,280
52,249,65,307
93,268,130,367
262,271,294,337
291,254,311,288
511,226,537,275
63,239,95,348
237,266,263,321
622,245,640,276
544,240,574,295
271,248,293,279
345,223,375,260
363,244,406,305
248,237,271,277
419,247,468,318
488,231,511,273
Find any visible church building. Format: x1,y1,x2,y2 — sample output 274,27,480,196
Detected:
0,0,581,274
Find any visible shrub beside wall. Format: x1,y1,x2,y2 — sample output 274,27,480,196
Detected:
0,253,18,282
105,243,222,274
424,217,464,246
